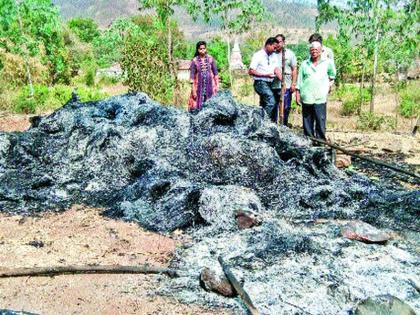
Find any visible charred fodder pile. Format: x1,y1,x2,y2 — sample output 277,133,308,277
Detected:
0,92,418,314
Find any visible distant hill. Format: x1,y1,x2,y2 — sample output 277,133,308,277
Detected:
52,0,327,40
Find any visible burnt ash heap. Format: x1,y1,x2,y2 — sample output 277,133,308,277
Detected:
0,92,418,230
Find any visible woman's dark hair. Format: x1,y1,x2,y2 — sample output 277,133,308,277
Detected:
194,41,207,57
275,34,285,42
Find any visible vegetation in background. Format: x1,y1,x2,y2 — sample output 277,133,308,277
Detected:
317,0,419,112
121,15,177,104
67,18,100,43
13,84,108,114
335,85,371,116
357,112,385,131
0,0,71,84
206,37,230,88
399,82,420,118
93,18,138,68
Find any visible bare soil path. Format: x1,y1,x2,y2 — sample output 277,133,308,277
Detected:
0,207,228,315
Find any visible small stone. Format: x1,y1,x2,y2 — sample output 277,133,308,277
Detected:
236,210,260,230
200,267,236,297
354,295,416,315
341,221,391,244
27,240,44,248
335,154,351,168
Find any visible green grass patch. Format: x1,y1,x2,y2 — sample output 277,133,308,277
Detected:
399,83,420,118
13,84,109,114
357,112,385,131
335,85,371,116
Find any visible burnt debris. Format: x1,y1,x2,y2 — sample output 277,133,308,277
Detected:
0,91,418,231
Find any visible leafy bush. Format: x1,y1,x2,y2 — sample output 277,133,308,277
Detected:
357,112,385,131
399,85,420,118
13,85,50,114
0,49,49,86
93,18,139,68
207,37,231,88
97,75,121,86
288,42,308,65
12,84,108,114
77,87,108,102
84,63,97,87
335,85,370,116
68,18,100,43
120,15,191,104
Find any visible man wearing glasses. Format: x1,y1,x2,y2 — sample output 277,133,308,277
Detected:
248,37,282,122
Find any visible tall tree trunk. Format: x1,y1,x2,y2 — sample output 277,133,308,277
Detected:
16,1,34,97
226,33,232,87
166,18,179,104
223,13,233,88
359,63,365,115
369,0,379,113
369,28,379,113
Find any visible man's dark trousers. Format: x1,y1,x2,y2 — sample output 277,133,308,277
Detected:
273,88,292,125
254,80,276,122
302,103,326,140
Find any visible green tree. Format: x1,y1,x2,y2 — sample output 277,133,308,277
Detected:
0,0,70,84
317,0,419,112
121,16,175,104
93,17,138,68
138,1,187,86
197,0,266,86
67,17,100,43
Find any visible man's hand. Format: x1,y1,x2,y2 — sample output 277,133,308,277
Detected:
295,90,301,106
328,80,335,94
290,84,296,93
274,68,283,81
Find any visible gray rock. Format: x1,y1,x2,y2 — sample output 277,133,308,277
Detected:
354,295,416,315
200,267,236,297
341,220,391,244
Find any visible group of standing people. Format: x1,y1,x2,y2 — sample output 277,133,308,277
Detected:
188,33,336,140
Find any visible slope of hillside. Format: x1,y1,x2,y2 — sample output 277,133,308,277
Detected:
52,0,319,36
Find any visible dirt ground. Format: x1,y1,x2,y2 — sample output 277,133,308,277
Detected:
0,93,418,314
0,206,229,315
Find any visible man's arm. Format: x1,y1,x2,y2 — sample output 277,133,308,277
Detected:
290,51,298,92
295,65,304,105
248,68,276,78
291,66,297,93
327,59,336,93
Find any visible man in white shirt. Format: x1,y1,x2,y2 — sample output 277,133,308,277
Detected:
272,34,298,125
248,37,282,122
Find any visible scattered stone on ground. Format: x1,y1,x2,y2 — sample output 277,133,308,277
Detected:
335,154,352,168
341,220,392,244
235,210,260,230
354,295,416,315
200,268,236,297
